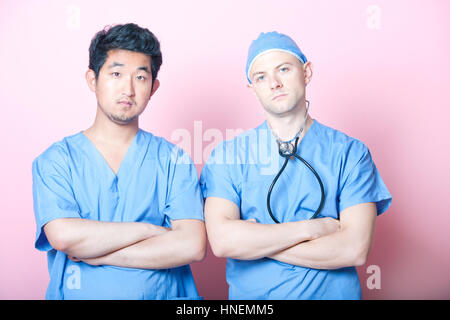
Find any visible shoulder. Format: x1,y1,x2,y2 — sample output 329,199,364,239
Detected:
313,120,369,157
33,134,78,165
32,133,80,174
139,129,192,163
207,123,265,161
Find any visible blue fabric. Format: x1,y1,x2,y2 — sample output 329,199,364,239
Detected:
246,31,308,83
200,120,392,300
32,129,204,300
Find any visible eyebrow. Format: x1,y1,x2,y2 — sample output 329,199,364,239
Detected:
108,62,124,68
107,62,150,73
137,66,150,73
251,62,293,78
275,62,293,69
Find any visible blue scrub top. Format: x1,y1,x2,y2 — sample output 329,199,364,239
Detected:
200,120,392,300
32,129,204,300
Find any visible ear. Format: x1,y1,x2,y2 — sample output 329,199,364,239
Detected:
247,82,258,97
150,79,160,98
303,61,313,85
85,69,97,92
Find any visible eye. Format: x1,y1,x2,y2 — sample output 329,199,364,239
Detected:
136,75,147,81
256,75,265,82
112,72,120,77
280,66,289,72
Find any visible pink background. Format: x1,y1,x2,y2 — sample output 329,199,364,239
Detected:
1,0,449,299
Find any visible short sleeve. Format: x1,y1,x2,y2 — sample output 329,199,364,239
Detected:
199,143,241,207
162,146,204,222
32,145,81,251
338,142,392,216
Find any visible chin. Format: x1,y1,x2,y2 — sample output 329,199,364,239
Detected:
108,113,138,125
265,104,297,116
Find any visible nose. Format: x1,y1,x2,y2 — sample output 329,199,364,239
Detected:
122,75,135,97
270,74,283,90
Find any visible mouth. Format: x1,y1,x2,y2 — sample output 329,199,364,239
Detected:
118,100,133,107
272,93,288,101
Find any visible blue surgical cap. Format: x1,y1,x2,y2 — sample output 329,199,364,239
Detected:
246,31,307,83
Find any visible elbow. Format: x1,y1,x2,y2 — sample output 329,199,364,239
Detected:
187,230,207,263
47,231,75,254
208,233,229,258
44,221,70,252
50,237,69,253
192,238,207,262
209,236,238,259
353,254,368,267
208,232,251,260
353,246,370,267
342,230,373,267
48,230,75,254
209,241,228,258
43,219,77,254
206,226,228,258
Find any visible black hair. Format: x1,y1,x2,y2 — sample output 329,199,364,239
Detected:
88,23,162,83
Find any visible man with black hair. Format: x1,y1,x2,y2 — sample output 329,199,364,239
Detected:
32,23,206,300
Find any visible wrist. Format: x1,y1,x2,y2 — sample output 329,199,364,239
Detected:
145,223,170,238
293,219,317,242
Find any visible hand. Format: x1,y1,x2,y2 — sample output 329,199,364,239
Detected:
67,255,81,262
80,257,103,266
308,217,340,240
67,255,103,266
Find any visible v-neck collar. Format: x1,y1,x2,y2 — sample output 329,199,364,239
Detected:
262,118,317,152
78,129,141,179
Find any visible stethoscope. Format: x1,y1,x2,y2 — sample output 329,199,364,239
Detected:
266,100,325,223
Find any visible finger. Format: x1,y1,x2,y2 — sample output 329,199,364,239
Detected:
68,256,80,262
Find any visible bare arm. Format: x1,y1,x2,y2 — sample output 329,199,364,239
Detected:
268,202,377,269
44,218,168,259
79,219,206,269
204,197,340,260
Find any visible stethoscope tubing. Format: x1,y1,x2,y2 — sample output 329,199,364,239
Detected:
267,137,325,224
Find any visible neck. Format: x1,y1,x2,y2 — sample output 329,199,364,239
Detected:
266,101,313,142
83,106,139,146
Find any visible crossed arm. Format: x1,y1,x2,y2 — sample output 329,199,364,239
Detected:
204,197,377,269
44,218,206,269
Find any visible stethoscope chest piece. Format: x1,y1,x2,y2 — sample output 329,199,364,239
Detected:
278,141,295,157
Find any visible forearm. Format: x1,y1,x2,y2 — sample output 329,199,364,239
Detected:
269,228,365,269
269,203,378,269
82,220,206,269
205,197,339,261
209,219,320,261
45,218,168,259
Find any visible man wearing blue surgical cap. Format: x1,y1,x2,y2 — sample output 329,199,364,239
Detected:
200,31,392,299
